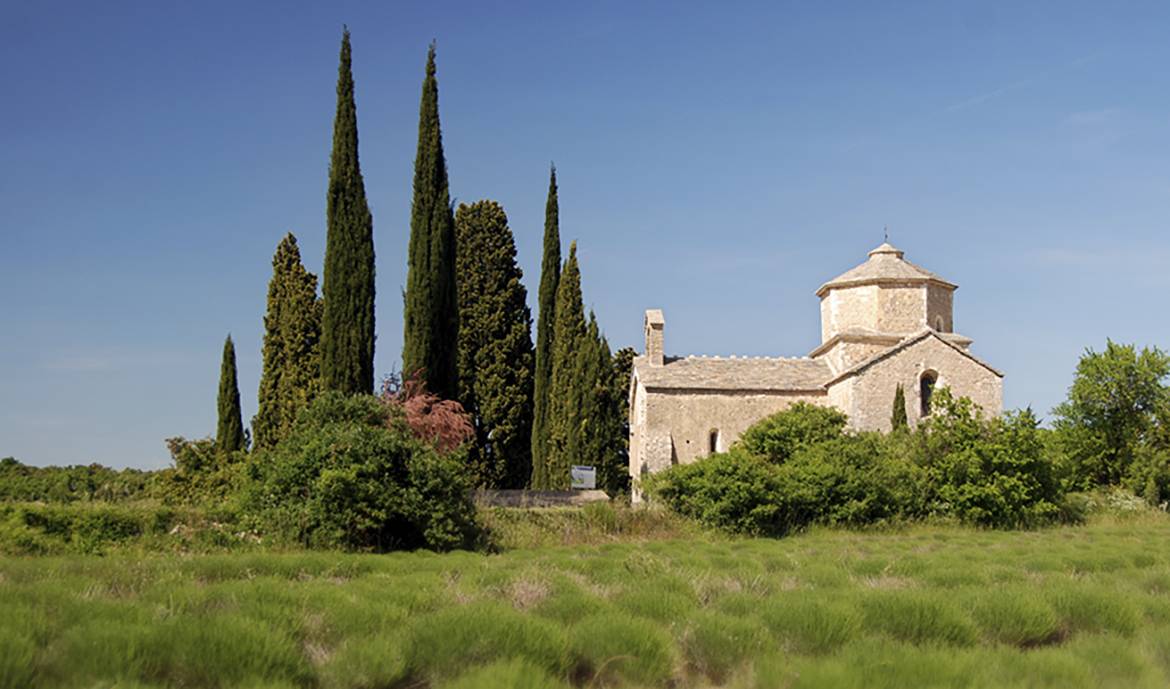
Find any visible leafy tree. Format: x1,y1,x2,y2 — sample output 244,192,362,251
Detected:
381,373,475,455
454,201,534,488
916,388,1061,528
891,384,909,431
321,28,376,395
542,242,586,489
253,233,322,450
403,42,458,401
216,335,246,453
243,392,479,551
1053,340,1170,488
530,165,560,489
737,402,848,464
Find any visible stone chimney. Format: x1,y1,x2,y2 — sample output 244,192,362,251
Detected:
645,309,665,366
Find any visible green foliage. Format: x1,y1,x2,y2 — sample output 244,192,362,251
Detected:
569,613,675,686
737,402,848,463
216,335,246,453
253,233,322,451
651,394,1064,534
1053,340,1170,488
0,457,152,503
645,449,789,536
779,434,925,527
244,392,479,551
403,42,458,401
604,346,636,495
454,200,534,488
916,389,1062,528
541,242,586,489
892,383,909,431
321,29,376,396
531,165,561,490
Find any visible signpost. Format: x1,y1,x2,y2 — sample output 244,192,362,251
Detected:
570,465,596,490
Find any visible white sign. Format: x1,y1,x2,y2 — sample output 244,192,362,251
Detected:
570,465,596,490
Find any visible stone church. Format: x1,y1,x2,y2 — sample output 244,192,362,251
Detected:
629,242,1002,490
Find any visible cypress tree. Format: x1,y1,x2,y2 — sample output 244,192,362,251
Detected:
892,383,909,431
530,165,560,489
253,233,322,451
321,28,376,395
543,242,586,489
216,335,245,453
454,200,535,488
403,42,458,400
575,313,609,482
605,346,636,494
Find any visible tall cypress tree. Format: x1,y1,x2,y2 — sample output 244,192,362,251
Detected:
530,165,560,489
605,346,636,494
892,383,909,431
543,242,586,489
253,233,322,451
403,42,458,400
455,200,534,488
321,28,376,395
217,335,245,453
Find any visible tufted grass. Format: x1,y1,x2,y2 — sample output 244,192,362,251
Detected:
4,516,1170,687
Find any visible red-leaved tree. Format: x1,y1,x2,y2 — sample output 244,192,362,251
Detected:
380,372,474,454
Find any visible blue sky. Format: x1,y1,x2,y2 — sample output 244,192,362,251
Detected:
3,1,1169,468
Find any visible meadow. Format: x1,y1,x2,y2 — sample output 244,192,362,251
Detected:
4,507,1170,688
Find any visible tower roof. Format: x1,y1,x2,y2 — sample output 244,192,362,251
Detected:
816,242,956,297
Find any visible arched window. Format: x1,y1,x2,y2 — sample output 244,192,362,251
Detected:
933,316,945,332
920,371,938,417
708,429,720,455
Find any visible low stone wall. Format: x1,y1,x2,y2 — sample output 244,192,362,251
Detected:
473,489,611,508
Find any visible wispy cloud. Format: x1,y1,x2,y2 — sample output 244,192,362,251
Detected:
944,78,1033,113
1062,108,1121,126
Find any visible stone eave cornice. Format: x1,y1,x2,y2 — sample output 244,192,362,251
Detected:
815,276,958,299
808,332,905,359
823,329,1004,387
640,385,829,396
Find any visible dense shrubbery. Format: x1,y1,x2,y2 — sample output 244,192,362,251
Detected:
0,457,153,503
242,392,480,551
647,389,1066,535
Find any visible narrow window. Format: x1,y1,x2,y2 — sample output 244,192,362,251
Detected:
933,316,945,332
920,371,938,417
708,430,719,454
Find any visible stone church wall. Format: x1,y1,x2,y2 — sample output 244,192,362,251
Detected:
836,336,1002,432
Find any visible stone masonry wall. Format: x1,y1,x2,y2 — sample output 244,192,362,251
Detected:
835,335,1002,432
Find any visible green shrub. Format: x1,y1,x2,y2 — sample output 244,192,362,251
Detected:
569,613,675,686
406,601,570,679
778,433,924,527
644,449,788,536
915,389,1063,528
760,595,861,653
1125,445,1170,507
860,590,978,646
968,588,1060,646
737,402,848,463
438,659,571,689
243,393,479,551
681,611,769,682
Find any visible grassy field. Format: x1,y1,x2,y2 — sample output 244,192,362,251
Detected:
4,512,1170,688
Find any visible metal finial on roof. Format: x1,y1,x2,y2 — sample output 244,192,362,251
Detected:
884,225,889,242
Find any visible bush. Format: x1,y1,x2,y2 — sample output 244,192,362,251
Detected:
915,389,1062,528
243,392,480,551
736,402,848,464
0,457,153,504
779,433,924,527
644,449,788,536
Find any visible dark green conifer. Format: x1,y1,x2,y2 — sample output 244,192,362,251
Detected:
543,242,586,489
216,335,245,453
530,165,560,489
321,28,376,395
403,42,458,400
605,346,636,494
892,383,909,431
455,200,535,488
253,233,322,451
